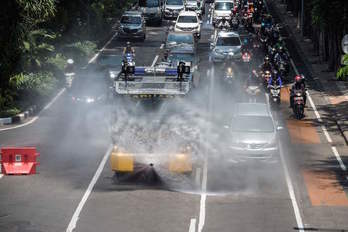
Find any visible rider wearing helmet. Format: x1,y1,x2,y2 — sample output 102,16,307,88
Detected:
290,75,306,108
65,59,75,73
218,17,230,29
245,69,261,88
259,56,273,73
268,69,282,88
123,41,135,55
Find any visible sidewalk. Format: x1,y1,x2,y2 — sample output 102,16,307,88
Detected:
268,0,348,145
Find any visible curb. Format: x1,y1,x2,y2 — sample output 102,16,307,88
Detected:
268,0,348,145
0,105,37,126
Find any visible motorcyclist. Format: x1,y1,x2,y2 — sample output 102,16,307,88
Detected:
217,17,231,29
268,69,282,88
274,37,287,51
245,69,261,88
290,75,306,108
259,56,273,73
123,41,135,55
64,59,75,73
274,46,289,64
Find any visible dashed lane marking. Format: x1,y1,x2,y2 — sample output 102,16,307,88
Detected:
189,218,197,232
279,140,305,232
289,57,347,171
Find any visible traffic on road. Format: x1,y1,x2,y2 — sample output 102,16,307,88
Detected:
1,0,348,232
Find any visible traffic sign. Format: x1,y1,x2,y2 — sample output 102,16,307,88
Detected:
342,34,348,54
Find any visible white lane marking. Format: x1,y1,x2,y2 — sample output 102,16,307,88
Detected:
331,146,347,171
279,141,305,232
0,88,66,132
86,32,118,65
189,218,197,232
150,43,164,67
198,156,207,232
290,58,348,172
195,167,201,186
0,32,118,132
0,174,3,179
151,55,159,67
321,125,332,143
66,144,113,232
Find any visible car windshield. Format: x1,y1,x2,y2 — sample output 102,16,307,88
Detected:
232,116,274,133
177,15,197,23
98,54,123,68
168,53,194,63
216,36,241,46
167,34,194,44
139,0,159,7
167,0,183,5
215,2,233,10
121,16,141,24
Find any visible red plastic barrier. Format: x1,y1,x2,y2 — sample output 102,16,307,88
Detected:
0,147,39,175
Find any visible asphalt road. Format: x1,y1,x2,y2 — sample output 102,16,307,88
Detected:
1,3,348,232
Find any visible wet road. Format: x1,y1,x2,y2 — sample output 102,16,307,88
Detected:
1,3,348,232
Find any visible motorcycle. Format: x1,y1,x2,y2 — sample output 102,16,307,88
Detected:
292,89,305,119
268,84,281,107
230,16,239,31
246,84,261,103
224,66,235,85
124,52,135,66
261,70,272,89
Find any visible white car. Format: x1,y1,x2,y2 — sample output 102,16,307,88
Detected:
164,0,185,19
210,30,242,62
174,11,201,39
213,0,234,26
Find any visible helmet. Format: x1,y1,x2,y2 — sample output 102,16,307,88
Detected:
295,75,301,83
126,41,131,47
67,59,74,64
279,46,284,52
264,56,270,62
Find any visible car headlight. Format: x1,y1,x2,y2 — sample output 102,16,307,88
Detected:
86,97,95,103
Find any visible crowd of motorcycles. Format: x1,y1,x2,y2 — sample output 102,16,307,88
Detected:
214,0,307,119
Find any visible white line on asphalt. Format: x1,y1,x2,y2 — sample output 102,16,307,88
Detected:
189,218,197,232
160,43,164,49
331,146,347,171
66,144,113,232
290,57,347,172
86,32,118,65
198,152,208,232
0,88,66,132
0,32,118,132
279,141,305,232
0,174,3,179
151,55,159,67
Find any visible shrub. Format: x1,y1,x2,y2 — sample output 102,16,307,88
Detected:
10,72,58,100
337,54,348,81
62,41,97,64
